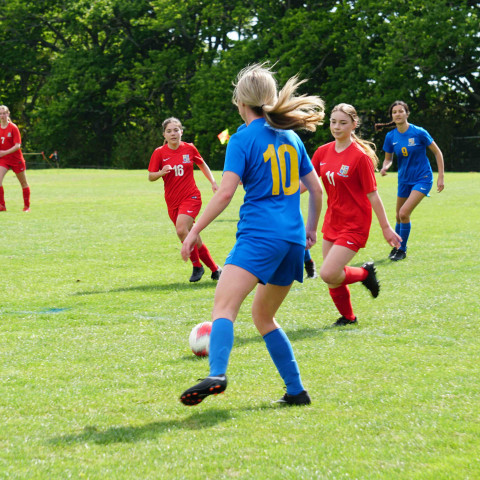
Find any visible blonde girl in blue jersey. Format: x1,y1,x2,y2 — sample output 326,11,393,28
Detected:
376,101,445,261
179,63,325,406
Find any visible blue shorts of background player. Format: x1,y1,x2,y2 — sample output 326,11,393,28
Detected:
398,180,433,199
225,236,304,286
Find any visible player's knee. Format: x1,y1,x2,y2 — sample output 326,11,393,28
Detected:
398,209,410,223
320,267,337,285
176,226,189,240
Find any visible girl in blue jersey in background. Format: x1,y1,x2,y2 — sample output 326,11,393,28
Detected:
179,63,325,406
376,101,445,261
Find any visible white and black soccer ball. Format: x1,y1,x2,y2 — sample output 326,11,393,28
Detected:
189,321,212,357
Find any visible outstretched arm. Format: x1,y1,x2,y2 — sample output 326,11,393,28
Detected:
367,190,401,248
181,171,240,261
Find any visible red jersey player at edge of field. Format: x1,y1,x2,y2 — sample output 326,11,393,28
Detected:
307,103,401,327
148,117,222,283
0,105,31,212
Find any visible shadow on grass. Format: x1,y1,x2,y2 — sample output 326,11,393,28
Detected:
48,405,274,445
73,281,217,295
178,327,329,363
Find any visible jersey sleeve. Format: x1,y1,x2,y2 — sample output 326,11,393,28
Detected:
223,134,246,179
357,153,377,194
188,143,205,166
11,124,22,144
311,147,323,176
148,148,162,172
297,139,313,177
418,126,434,147
382,131,394,154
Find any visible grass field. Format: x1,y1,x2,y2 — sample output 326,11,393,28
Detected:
1,169,479,479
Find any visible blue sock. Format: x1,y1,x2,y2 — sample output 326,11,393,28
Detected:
263,328,304,396
304,249,312,263
399,222,411,252
395,222,401,236
209,318,234,376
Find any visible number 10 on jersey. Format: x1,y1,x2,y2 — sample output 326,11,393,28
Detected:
263,144,299,196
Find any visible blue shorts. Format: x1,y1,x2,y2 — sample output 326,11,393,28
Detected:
225,235,304,286
398,180,432,198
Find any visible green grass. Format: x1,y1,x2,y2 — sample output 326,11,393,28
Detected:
1,169,479,479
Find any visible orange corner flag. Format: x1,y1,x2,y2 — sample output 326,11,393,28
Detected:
217,129,230,144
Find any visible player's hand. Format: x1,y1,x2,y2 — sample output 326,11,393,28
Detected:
437,177,444,193
211,181,219,193
161,165,173,175
181,231,198,261
380,168,388,176
305,230,317,249
383,226,402,249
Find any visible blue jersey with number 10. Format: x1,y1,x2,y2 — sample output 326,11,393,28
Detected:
224,118,313,246
383,123,434,184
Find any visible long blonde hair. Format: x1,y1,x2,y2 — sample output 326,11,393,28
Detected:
332,103,378,168
232,63,325,132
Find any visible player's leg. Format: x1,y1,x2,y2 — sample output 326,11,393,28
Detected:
0,166,8,211
321,241,358,325
195,234,222,279
174,213,204,281
252,282,310,404
14,170,30,211
252,242,310,404
393,190,426,261
180,265,258,405
389,196,407,259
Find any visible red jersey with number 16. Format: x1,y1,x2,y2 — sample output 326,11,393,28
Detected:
148,142,205,209
311,141,377,245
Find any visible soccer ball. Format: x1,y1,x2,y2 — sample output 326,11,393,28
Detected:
189,321,212,357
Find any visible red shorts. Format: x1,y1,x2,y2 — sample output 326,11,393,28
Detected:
0,157,26,174
168,196,202,224
323,232,366,253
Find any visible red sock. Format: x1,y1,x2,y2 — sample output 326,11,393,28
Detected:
0,186,4,206
198,244,217,272
342,266,368,286
23,187,30,208
329,285,356,320
189,245,202,267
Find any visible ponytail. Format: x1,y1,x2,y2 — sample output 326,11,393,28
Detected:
375,100,410,132
374,121,396,132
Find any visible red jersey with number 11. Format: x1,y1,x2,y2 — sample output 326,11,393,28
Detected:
311,141,377,244
148,142,205,209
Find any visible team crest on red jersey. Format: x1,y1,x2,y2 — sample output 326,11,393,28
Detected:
182,155,191,163
338,165,350,177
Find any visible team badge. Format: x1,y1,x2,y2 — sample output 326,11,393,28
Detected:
408,138,416,146
7,132,11,137
183,155,190,163
338,165,350,177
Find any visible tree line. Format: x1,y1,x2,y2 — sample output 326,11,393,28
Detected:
1,0,478,171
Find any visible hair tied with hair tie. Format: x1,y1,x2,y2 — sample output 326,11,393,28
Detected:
261,104,265,108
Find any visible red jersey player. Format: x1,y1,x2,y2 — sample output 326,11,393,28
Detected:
148,117,222,282
0,105,30,212
311,104,401,326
